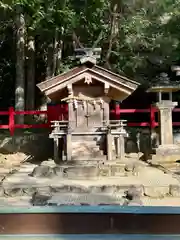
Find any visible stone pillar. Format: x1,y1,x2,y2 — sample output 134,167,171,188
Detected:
156,100,177,146
152,100,180,164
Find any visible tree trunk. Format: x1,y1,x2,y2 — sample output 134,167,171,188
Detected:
55,39,63,75
52,29,58,77
46,42,53,79
105,2,120,70
55,27,64,75
26,36,35,110
15,4,25,124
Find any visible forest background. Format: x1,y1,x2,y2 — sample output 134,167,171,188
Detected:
0,0,179,123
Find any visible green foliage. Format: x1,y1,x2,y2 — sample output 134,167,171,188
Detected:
0,0,180,107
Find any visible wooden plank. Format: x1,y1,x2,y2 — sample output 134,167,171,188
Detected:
1,234,180,239
0,212,180,234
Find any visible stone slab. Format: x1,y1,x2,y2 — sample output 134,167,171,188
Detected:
47,193,124,206
0,194,180,207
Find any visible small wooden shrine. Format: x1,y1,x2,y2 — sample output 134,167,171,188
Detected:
37,49,140,163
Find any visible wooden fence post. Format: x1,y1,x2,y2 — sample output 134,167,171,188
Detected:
9,107,15,136
150,105,156,129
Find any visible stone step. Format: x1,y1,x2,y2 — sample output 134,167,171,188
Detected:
71,155,106,161
72,143,104,150
71,135,104,142
72,148,104,154
72,153,105,158
59,162,126,179
72,141,102,148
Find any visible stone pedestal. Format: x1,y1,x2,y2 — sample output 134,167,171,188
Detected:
152,100,180,164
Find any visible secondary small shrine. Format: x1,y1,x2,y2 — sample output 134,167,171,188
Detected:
37,49,140,163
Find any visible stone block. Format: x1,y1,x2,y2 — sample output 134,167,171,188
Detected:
126,198,143,206
65,166,99,179
4,187,24,197
156,145,180,156
169,185,180,197
125,185,144,199
0,186,5,197
23,187,37,196
144,186,169,198
111,165,125,177
31,188,52,206
30,165,55,178
98,166,111,177
151,144,180,164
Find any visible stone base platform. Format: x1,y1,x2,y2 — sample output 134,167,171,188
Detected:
1,160,180,206
30,159,145,179
151,144,180,165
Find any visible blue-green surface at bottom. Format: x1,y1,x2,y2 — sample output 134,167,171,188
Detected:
1,206,180,214
0,235,179,239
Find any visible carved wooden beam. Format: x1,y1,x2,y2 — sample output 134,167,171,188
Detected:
84,74,92,84
104,82,110,95
67,84,73,96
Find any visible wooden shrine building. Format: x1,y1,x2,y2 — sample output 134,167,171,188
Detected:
37,51,140,163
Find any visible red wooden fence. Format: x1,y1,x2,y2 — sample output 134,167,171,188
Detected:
0,104,180,135
0,104,68,135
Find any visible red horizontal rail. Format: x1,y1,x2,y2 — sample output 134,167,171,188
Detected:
111,109,152,113
0,105,179,135
172,122,180,126
15,124,49,129
0,125,9,129
111,108,180,113
127,122,160,127
0,111,9,115
127,122,150,127
172,109,180,112
15,110,47,115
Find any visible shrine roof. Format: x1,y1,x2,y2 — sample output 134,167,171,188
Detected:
37,62,140,96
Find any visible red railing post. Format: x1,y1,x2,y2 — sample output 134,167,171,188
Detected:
150,104,156,129
115,101,120,120
9,107,15,135
47,105,52,128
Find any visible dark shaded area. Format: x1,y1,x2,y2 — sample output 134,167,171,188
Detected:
0,213,180,234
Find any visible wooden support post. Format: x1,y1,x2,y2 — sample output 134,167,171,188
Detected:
116,137,120,158
119,135,125,159
54,138,59,164
107,126,112,161
62,136,66,161
66,126,72,161
68,99,75,128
